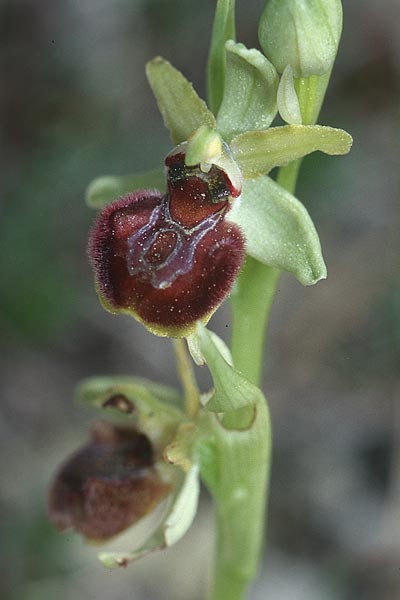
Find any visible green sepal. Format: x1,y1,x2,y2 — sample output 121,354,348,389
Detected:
228,175,327,286
99,464,200,568
207,0,236,115
277,65,302,125
231,124,353,178
85,169,165,210
146,57,216,144
77,375,185,450
217,40,278,142
189,324,263,413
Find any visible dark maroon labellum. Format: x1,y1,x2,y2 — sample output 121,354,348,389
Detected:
48,422,169,541
88,149,245,336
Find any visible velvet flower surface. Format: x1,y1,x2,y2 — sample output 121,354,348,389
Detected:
48,422,170,542
88,143,245,337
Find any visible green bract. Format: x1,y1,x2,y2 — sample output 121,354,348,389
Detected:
216,40,278,142
259,0,343,78
188,326,271,584
228,175,327,285
201,402,270,583
189,324,263,412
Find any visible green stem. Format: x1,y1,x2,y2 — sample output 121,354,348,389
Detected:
231,258,279,385
276,159,301,195
207,0,236,115
211,564,249,600
173,339,200,419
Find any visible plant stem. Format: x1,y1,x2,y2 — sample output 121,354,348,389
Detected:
211,564,249,600
231,258,279,385
207,0,236,115
276,159,301,195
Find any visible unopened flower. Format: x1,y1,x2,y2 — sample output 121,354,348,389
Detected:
88,143,245,337
259,0,343,78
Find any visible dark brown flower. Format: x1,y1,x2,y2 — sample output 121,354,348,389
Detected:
88,146,245,337
48,422,169,541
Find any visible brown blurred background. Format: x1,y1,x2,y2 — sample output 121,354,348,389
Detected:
1,1,399,598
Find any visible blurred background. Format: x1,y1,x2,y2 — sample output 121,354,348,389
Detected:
1,0,399,598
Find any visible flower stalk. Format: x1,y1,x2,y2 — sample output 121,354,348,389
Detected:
173,338,200,419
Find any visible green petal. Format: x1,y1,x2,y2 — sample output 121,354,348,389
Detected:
277,65,302,125
85,169,165,210
231,124,353,178
207,0,236,115
146,57,216,144
99,464,200,568
228,176,327,285
77,375,185,450
189,324,263,413
217,41,278,142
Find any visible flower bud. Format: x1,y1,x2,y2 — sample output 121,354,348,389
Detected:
88,144,245,337
48,422,170,541
258,0,342,78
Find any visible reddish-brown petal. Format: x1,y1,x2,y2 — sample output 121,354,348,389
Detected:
48,422,169,541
